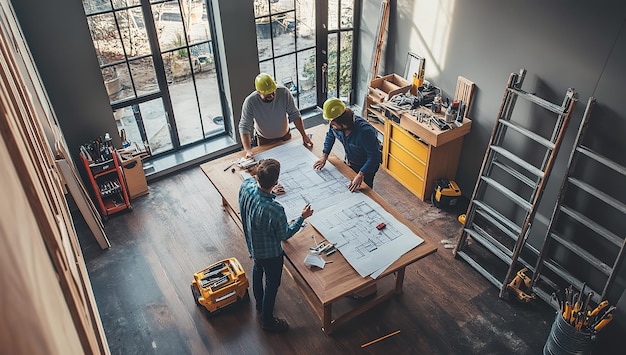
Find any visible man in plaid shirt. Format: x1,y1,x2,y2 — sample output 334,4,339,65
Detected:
238,158,313,333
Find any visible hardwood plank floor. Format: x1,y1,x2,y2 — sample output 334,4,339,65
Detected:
76,126,574,354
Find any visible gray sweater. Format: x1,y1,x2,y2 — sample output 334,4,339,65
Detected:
239,86,301,139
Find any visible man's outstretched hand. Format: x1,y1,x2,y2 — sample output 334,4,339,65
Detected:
301,203,313,219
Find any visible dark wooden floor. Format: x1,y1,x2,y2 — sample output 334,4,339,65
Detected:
75,154,583,354
86,109,626,353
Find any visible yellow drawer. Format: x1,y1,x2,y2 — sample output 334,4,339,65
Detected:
387,155,425,198
388,140,426,178
389,124,429,161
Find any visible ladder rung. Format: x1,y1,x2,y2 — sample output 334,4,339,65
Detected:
577,145,626,177
559,205,623,247
455,250,504,289
491,145,545,178
498,119,555,149
534,288,558,311
479,176,532,210
507,87,568,115
568,177,626,215
473,200,521,240
549,232,613,275
492,160,537,188
542,257,603,303
464,227,513,263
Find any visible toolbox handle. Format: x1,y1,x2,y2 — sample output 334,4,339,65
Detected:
124,161,137,169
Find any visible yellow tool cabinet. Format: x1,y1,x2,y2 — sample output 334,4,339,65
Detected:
382,117,469,201
375,76,475,201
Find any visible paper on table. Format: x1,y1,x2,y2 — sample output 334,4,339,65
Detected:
304,254,326,269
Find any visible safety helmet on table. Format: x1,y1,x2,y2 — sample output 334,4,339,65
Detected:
323,98,346,120
255,73,277,95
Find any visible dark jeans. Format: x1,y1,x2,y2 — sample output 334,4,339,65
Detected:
347,163,376,189
252,254,284,324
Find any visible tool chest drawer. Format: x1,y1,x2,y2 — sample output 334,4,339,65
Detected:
386,155,425,199
388,123,429,162
388,140,426,178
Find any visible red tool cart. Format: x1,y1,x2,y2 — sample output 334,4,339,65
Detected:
80,147,132,220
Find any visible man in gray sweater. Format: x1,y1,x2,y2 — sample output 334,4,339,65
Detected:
239,73,313,159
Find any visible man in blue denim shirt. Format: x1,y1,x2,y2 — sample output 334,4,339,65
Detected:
313,98,382,191
239,158,313,333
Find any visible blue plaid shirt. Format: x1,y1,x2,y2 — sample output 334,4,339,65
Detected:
238,177,304,259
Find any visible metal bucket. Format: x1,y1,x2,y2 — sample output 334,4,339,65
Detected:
543,312,595,355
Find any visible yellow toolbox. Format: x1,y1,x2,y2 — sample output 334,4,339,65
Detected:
191,257,249,315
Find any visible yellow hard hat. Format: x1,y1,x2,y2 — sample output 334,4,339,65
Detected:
323,98,346,120
255,73,277,95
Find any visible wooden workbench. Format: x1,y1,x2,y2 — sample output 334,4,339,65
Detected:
199,124,437,334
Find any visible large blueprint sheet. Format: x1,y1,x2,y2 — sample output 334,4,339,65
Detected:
255,141,424,278
255,141,351,221
308,193,423,278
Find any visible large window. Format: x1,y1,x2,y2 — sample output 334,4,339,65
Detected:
254,0,357,110
83,0,226,156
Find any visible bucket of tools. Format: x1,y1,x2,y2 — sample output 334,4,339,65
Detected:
543,311,595,355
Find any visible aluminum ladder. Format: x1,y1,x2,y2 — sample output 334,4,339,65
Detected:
531,97,626,306
453,69,577,298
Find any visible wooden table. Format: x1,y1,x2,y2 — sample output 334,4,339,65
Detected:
200,125,437,334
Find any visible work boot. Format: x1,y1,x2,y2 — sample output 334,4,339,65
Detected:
260,317,289,333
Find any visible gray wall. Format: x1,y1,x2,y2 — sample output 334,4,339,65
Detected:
357,0,626,301
11,0,121,158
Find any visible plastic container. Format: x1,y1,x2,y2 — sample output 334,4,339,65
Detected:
543,312,595,355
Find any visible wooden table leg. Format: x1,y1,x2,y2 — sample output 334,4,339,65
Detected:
394,267,406,294
322,303,333,335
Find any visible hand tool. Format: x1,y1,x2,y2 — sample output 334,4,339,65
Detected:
223,161,237,171
587,300,608,317
506,268,535,302
563,301,571,322
593,314,613,332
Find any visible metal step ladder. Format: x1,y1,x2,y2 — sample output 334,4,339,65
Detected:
531,97,626,306
453,69,577,298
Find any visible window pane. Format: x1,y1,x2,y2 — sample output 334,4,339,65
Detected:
341,0,353,28
297,48,316,109
130,57,159,96
172,79,204,146
272,0,294,13
272,14,295,57
88,13,124,65
83,0,112,15
259,61,274,79
193,50,225,137
339,31,352,100
113,0,141,10
106,63,134,104
139,100,173,155
185,1,210,45
254,0,270,17
153,1,186,52
327,33,338,98
328,0,338,31
296,1,315,50
274,54,297,95
256,16,272,61
116,7,151,58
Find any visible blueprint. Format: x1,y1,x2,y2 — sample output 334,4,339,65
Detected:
308,193,423,278
255,141,424,278
254,141,351,221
